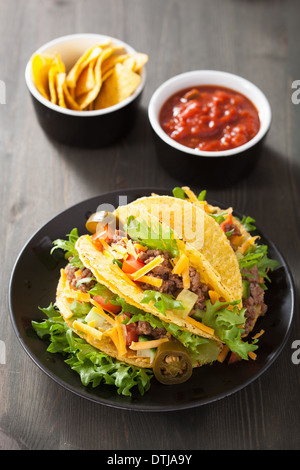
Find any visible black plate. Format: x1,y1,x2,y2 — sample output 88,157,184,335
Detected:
8,188,295,412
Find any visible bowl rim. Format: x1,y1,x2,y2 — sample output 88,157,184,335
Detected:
148,70,272,158
25,33,146,117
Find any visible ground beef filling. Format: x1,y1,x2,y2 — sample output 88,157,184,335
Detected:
107,229,128,247
65,264,96,292
138,249,209,310
242,265,267,336
134,320,167,339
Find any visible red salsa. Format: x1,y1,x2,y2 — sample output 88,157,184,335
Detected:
159,85,260,151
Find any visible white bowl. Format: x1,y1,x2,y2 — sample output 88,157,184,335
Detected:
148,70,272,186
25,33,146,147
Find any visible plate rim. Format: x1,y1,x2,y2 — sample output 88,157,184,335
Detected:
8,187,295,411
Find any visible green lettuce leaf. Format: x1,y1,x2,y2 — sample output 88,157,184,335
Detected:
238,215,257,232
238,243,279,282
32,305,153,396
140,290,183,315
51,228,83,268
201,300,258,360
69,300,91,317
125,216,179,258
172,187,186,199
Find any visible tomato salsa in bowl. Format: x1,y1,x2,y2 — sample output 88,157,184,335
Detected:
148,71,271,187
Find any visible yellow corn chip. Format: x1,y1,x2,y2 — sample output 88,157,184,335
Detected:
31,42,147,112
48,53,65,104
76,47,115,110
63,82,81,110
127,52,148,72
101,50,129,76
94,62,141,109
32,53,54,100
75,61,96,97
66,41,111,89
56,72,67,108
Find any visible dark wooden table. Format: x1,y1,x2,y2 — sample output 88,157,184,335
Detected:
1,0,300,451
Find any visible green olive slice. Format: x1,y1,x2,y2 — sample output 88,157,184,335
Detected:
85,211,122,234
153,341,193,385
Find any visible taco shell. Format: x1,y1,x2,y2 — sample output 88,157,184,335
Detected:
55,269,153,368
123,195,243,303
76,234,224,344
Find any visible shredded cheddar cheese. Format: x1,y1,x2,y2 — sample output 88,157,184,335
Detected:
135,275,162,288
129,337,169,350
238,236,260,255
248,351,257,360
116,316,127,356
73,320,103,341
89,302,116,325
110,263,138,287
181,265,190,289
182,186,199,203
172,252,189,275
217,345,230,363
185,316,215,336
253,329,265,339
208,290,220,305
131,255,163,280
105,326,127,356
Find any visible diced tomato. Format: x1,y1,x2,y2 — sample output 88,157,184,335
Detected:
90,236,103,251
91,224,114,242
91,224,114,251
122,254,144,274
93,295,121,315
228,352,241,364
220,213,233,232
125,322,139,346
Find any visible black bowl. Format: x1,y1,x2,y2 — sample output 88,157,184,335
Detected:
25,34,146,148
151,131,267,187
148,71,272,187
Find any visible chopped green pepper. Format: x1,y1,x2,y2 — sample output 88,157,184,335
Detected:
242,280,250,299
153,341,193,385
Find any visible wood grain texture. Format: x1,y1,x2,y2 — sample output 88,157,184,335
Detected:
1,0,300,450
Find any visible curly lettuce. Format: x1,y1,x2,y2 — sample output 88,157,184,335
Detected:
32,304,153,397
125,216,179,258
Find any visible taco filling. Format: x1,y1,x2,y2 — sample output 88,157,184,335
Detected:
170,186,279,353
32,228,231,396
81,211,258,359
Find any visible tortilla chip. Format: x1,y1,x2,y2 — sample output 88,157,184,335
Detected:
31,53,54,100
48,53,65,104
63,81,81,110
56,72,67,108
76,47,115,110
31,42,147,111
66,42,111,90
75,60,96,97
101,52,130,76
123,52,148,72
94,62,141,109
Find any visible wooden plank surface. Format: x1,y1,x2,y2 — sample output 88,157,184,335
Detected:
1,0,300,450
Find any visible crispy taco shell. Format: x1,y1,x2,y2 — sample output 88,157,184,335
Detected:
56,266,222,369
55,269,153,368
76,235,223,344
118,197,243,303
137,188,262,336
